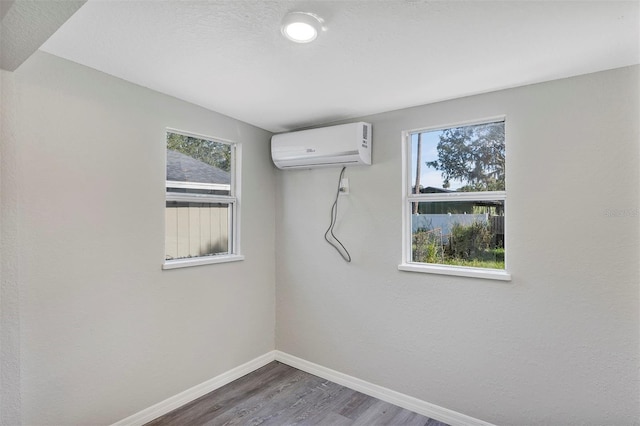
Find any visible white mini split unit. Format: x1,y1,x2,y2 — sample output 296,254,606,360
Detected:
271,122,372,169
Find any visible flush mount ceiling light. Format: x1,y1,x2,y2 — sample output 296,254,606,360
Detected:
281,11,324,43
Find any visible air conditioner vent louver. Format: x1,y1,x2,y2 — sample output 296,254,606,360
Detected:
271,122,372,170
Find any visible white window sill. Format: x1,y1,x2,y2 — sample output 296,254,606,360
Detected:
163,254,245,270
398,262,511,281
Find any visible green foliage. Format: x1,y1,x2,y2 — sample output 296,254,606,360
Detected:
413,220,504,270
412,227,443,263
167,132,231,172
445,221,493,260
442,257,505,269
426,122,505,191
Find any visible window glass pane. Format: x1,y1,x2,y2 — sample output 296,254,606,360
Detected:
165,201,230,260
411,121,504,193
411,201,505,269
166,132,231,196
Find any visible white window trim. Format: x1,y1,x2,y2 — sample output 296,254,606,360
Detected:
166,180,231,193
163,129,242,269
398,117,511,281
165,192,236,205
398,262,511,281
163,254,245,270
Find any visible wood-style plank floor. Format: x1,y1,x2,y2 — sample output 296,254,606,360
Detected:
145,361,449,426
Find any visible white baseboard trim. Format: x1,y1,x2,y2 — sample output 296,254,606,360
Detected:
274,351,494,426
112,350,492,426
111,351,277,426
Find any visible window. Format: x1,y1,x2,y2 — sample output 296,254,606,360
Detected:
163,130,242,269
399,118,510,280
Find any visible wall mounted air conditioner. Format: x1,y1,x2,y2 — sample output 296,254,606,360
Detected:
271,122,372,169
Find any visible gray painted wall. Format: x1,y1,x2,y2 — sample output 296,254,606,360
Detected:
1,50,638,426
275,66,639,424
1,51,276,425
1,53,21,426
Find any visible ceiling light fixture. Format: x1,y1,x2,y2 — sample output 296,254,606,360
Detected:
281,12,324,43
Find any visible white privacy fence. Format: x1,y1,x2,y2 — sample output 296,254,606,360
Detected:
165,204,229,260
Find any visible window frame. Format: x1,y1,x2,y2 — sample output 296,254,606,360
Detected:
162,128,243,270
398,116,511,281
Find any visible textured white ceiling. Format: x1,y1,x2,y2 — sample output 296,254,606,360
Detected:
0,0,85,71
41,0,639,132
